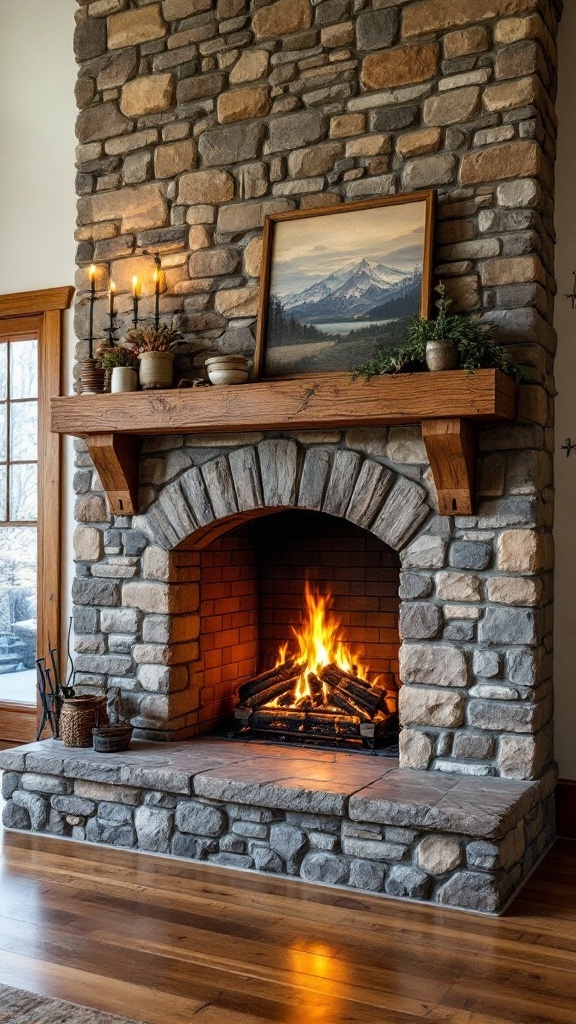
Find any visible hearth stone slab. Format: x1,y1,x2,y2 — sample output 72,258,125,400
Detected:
0,738,556,914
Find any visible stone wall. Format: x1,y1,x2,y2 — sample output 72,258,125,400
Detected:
71,0,563,781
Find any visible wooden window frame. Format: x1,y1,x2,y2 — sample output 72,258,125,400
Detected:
0,286,74,745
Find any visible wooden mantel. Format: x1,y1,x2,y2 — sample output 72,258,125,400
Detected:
51,369,517,517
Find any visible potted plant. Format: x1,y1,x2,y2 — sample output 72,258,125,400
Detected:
100,346,139,393
124,318,183,390
353,283,524,382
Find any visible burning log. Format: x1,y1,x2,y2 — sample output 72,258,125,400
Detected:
320,664,385,716
242,673,301,708
237,658,297,703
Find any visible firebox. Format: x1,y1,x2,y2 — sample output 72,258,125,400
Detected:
177,510,400,750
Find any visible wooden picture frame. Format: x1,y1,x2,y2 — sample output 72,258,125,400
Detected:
254,191,436,380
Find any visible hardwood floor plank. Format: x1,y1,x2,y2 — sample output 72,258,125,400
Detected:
0,830,575,1024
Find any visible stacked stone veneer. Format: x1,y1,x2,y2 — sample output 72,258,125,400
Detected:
74,433,552,781
70,0,563,787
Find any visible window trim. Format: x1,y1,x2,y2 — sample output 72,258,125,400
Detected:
0,286,73,736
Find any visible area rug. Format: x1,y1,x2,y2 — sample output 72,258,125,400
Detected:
0,984,147,1024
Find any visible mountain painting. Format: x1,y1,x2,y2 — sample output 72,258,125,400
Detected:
256,195,434,378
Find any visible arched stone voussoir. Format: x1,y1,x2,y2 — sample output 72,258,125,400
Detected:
142,440,432,552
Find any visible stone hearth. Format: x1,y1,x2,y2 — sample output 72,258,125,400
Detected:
0,738,556,914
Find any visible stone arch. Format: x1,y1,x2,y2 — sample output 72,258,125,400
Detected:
142,439,432,552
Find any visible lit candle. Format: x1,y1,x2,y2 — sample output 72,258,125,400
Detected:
88,264,96,360
108,280,116,317
153,268,160,330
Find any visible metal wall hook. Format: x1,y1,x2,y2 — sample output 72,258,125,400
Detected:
561,438,576,458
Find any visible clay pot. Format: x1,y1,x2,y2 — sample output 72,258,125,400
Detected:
111,366,138,393
138,351,174,390
425,339,459,372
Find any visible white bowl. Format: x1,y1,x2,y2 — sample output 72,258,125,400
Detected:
205,355,248,367
207,367,250,385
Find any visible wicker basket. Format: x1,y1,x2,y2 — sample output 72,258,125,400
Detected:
60,695,108,748
92,724,133,753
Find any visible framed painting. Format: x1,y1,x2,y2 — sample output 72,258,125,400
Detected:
254,191,436,380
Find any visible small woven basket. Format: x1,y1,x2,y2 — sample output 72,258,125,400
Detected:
60,695,108,748
92,724,133,753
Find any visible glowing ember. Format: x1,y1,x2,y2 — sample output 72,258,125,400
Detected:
272,582,375,706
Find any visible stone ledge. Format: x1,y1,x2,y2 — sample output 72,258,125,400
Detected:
0,737,549,830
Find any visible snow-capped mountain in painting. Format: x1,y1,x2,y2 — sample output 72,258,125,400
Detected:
281,259,421,322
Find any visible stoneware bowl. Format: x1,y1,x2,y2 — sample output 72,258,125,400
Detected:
205,354,249,385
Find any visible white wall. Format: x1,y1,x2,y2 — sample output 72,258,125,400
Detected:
0,0,77,653
553,2,576,781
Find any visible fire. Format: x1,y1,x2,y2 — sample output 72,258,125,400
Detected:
274,582,373,704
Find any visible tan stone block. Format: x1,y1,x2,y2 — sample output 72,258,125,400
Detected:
443,605,480,620
396,127,441,158
120,74,174,118
398,728,433,769
416,836,462,875
108,5,167,49
240,163,268,199
487,576,542,606
288,142,342,178
346,134,391,158
230,49,269,84
442,274,480,312
186,205,216,225
460,141,540,185
361,42,439,91
444,26,490,58
252,0,312,40
400,687,465,728
244,235,263,278
494,14,547,45
78,184,168,233
178,169,235,204
484,77,538,113
478,454,506,497
215,285,259,317
163,0,211,18
217,86,271,124
424,87,480,127
480,255,545,287
75,780,141,804
188,225,212,249
403,0,532,39
142,546,170,581
154,139,196,179
73,527,103,562
498,730,550,780
322,21,354,48
330,113,365,139
497,529,546,573
74,495,107,523
189,248,239,277
299,192,342,209
436,571,481,602
518,384,548,426
122,581,171,613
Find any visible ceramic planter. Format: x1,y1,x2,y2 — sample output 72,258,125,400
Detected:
425,339,459,372
138,350,175,390
111,366,138,393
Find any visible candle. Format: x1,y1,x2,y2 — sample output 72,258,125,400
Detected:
88,264,96,359
132,275,140,328
153,268,160,330
108,280,116,317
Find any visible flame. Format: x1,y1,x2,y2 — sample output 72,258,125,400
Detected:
272,582,372,704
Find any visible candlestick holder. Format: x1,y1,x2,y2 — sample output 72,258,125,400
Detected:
103,310,119,348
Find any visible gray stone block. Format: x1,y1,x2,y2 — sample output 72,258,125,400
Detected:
400,603,442,640
171,833,200,859
202,457,238,520
385,865,430,900
348,859,386,892
135,806,174,853
122,530,148,556
506,650,538,686
473,650,501,679
356,9,398,50
46,810,69,836
143,791,178,809
300,852,349,885
444,622,475,642
371,478,430,550
466,840,500,870
435,870,501,913
74,606,100,634
479,608,537,646
253,847,284,873
370,105,418,132
219,835,246,854
258,440,298,507
268,110,323,152
209,852,255,870
323,449,361,518
72,578,121,607
346,460,393,530
449,541,491,570
308,832,339,852
232,820,268,839
176,800,228,837
298,447,332,511
98,802,135,824
199,122,265,166
2,801,30,830
1,772,21,799
285,812,340,834
51,796,96,817
86,818,136,848
269,824,308,865
229,447,263,512
342,837,406,862
398,573,433,600
21,773,71,795
13,791,48,830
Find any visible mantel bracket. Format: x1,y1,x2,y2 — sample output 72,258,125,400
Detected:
85,434,140,516
421,418,477,516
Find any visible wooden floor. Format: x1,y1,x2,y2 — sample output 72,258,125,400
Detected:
0,830,575,1024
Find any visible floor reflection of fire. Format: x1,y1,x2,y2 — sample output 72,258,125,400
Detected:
234,583,398,750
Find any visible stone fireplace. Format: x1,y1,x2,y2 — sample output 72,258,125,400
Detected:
0,0,564,914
